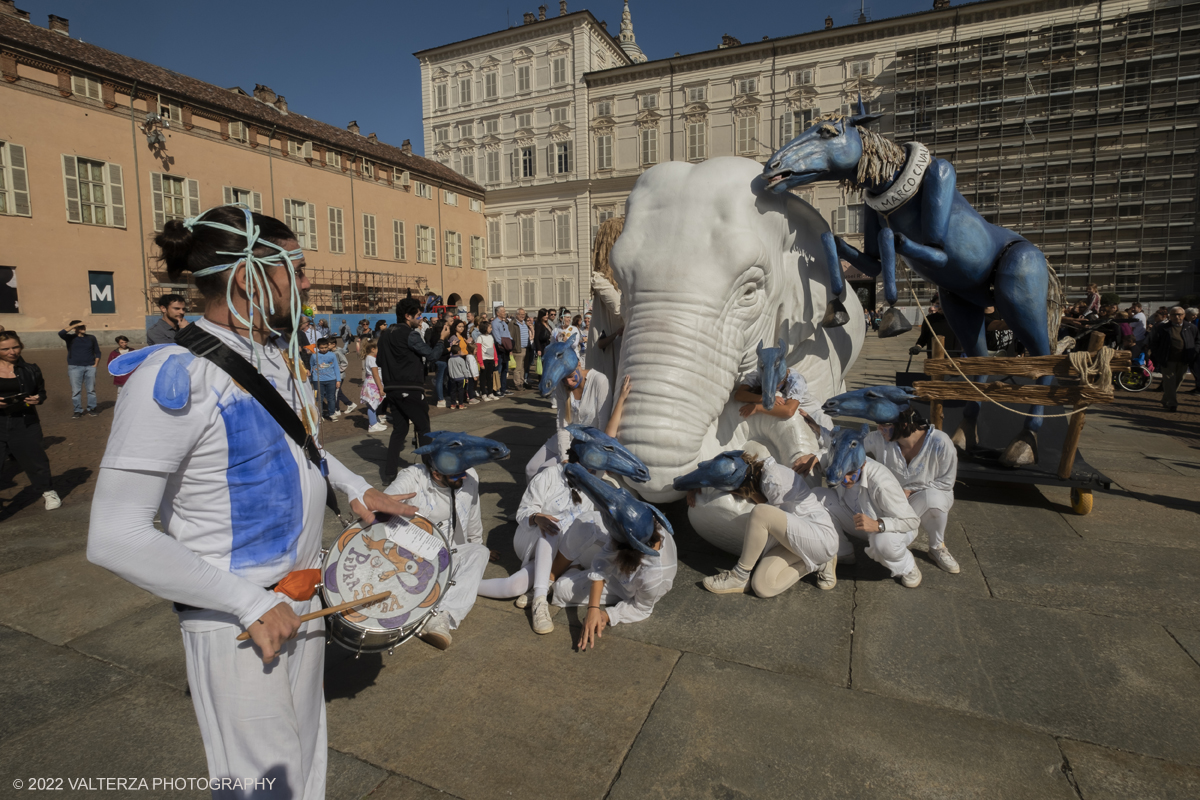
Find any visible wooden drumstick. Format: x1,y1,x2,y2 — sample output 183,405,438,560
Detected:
235,591,393,642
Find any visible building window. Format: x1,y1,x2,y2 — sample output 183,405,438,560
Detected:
484,71,498,99
470,198,482,212
687,86,706,103
780,111,796,142
392,220,407,260
596,134,613,170
223,186,261,213
434,83,448,110
485,118,499,135
490,280,504,306
445,191,458,206
328,207,345,254
461,153,475,180
160,102,182,124
445,230,462,267
555,211,571,251
459,121,474,138
552,106,569,123
517,64,531,92
833,204,864,234
62,156,126,228
849,59,873,78
736,77,758,95
796,69,814,86
555,142,571,174
487,218,501,255
362,213,377,257
162,175,188,222
415,181,432,199
736,116,757,154
459,77,472,104
283,199,318,250
640,94,658,110
435,127,450,143
687,122,706,161
640,128,658,165
557,277,573,308
516,112,533,129
417,225,436,263
77,159,108,225
520,215,535,254
596,100,612,117
326,150,341,168
72,73,101,100
519,147,535,178
485,151,501,183
552,57,568,84
0,142,31,217
228,121,248,143
523,278,537,307
362,161,374,179
471,235,484,269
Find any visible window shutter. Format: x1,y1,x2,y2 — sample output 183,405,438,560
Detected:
302,141,313,160
306,202,317,250
508,151,516,182
108,163,125,228
251,192,262,214
72,74,85,95
223,186,234,205
61,155,81,223
150,172,165,231
9,144,30,216
186,178,200,217
283,199,294,232
546,145,554,175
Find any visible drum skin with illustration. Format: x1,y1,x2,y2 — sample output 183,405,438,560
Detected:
320,514,452,654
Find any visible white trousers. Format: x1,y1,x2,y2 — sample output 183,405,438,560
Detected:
908,489,950,550
440,542,489,630
476,516,604,600
180,596,326,800
552,567,612,608
816,490,917,578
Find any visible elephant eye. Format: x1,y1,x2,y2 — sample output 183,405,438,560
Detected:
736,283,759,307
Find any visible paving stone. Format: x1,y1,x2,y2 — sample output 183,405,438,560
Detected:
364,774,464,800
1168,626,1200,667
1060,739,1200,800
967,529,1200,627
67,602,188,691
953,483,1081,539
0,625,132,743
325,605,679,800
896,519,991,598
851,589,1200,765
607,653,1076,800
1046,483,1200,551
327,749,389,800
0,502,91,575
0,550,159,645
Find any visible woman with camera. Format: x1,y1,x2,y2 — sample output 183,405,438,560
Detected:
0,331,59,510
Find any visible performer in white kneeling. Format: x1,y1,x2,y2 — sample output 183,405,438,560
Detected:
385,431,510,650
88,206,415,800
864,407,961,574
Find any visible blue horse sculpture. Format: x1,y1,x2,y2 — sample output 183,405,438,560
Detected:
564,463,672,557
672,450,750,494
762,100,1060,466
822,386,918,423
755,338,788,411
414,431,510,475
566,424,651,483
824,425,870,489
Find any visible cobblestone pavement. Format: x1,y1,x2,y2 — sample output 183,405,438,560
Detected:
2,335,1199,799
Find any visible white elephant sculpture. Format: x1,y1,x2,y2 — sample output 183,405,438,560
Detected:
603,157,865,553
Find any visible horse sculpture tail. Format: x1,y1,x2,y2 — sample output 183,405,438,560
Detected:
1046,264,1064,349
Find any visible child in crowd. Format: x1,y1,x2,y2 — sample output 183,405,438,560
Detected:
310,338,342,420
108,336,134,394
360,340,386,432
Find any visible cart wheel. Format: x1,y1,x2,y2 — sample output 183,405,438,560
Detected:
1070,488,1093,515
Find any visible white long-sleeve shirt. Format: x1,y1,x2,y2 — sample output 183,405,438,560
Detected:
832,459,921,535
87,319,371,630
587,531,677,626
514,463,596,562
864,428,957,513
385,464,483,547
552,369,613,459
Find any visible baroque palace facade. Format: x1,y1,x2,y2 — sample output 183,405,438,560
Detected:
418,0,1199,312
0,1,487,345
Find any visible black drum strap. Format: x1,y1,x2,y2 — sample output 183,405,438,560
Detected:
175,324,345,522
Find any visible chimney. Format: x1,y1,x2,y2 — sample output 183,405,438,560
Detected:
48,14,68,34
253,84,277,104
559,0,567,15
719,34,741,49
538,4,546,20
401,139,412,155
523,11,535,24
273,95,287,113
348,120,360,135
933,0,950,8
825,16,834,29
858,11,867,23
0,1,30,21
600,20,607,32
367,132,378,143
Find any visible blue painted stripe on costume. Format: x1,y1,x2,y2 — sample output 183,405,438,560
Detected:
218,394,304,574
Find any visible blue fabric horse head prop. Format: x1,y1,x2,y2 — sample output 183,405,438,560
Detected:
756,337,788,411
762,95,883,194
414,431,510,476
538,334,580,397
566,424,650,483
822,385,918,423
825,424,870,489
564,462,671,558
672,450,750,494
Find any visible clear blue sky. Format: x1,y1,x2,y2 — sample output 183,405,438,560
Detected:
20,0,935,155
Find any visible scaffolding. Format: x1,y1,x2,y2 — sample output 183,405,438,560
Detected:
891,0,1200,304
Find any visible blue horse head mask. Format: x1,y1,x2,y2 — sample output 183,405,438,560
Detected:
672,450,750,494
825,424,871,489
414,431,510,476
538,335,580,397
762,97,883,194
755,337,789,410
822,385,917,423
564,463,671,558
567,424,650,483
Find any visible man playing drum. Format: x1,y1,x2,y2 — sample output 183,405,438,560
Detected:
88,206,415,800
384,432,510,649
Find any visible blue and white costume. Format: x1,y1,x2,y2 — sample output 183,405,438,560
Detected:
552,532,678,625
864,428,957,551
740,365,834,433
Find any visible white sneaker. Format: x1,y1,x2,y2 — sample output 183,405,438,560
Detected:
531,596,554,635
345,403,358,413
702,568,749,594
468,398,480,405
330,411,341,420
43,491,62,511
484,395,497,402
436,400,447,408
930,545,961,574
816,556,837,590
418,613,452,650
901,564,923,588
514,592,530,609
368,423,389,433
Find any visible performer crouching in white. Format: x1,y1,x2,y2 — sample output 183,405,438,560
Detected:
677,451,839,597
865,407,961,573
385,431,510,650
88,206,416,800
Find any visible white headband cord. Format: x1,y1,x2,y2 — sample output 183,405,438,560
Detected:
182,206,320,437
